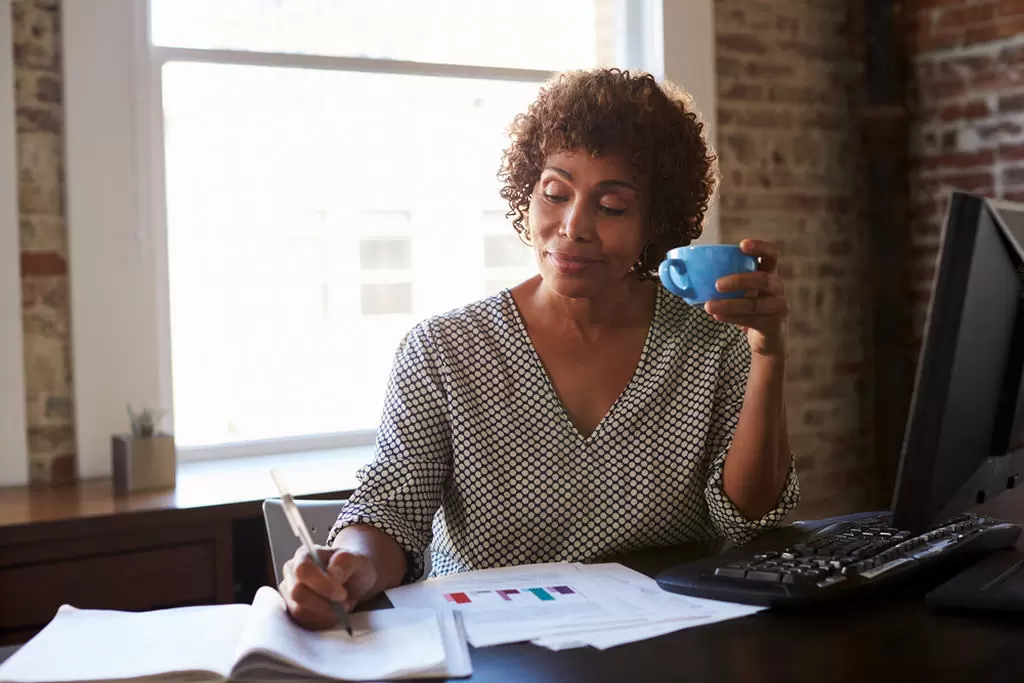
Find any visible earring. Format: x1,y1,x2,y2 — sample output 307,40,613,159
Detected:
631,241,654,277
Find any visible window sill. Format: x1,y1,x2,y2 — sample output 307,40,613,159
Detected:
0,446,373,532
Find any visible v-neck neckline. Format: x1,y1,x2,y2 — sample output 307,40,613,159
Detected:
504,285,662,444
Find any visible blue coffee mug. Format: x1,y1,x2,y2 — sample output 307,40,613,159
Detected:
659,245,758,305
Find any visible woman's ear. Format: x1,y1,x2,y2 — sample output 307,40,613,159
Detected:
518,213,532,246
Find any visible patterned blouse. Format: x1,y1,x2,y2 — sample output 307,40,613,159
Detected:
327,284,800,582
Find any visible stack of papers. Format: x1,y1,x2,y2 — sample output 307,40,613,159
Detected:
386,561,764,650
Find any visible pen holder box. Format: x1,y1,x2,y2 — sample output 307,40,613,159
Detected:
111,433,177,494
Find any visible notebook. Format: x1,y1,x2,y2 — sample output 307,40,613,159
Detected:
0,586,471,683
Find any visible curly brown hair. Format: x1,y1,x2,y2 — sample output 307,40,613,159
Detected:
498,68,719,277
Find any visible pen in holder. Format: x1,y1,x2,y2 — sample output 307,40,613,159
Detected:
112,405,176,494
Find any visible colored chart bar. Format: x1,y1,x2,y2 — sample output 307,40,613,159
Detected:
444,592,471,604
550,586,575,595
528,588,554,601
496,589,519,601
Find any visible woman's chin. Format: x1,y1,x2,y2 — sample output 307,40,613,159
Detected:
540,272,609,299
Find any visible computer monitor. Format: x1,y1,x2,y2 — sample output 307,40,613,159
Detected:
891,191,1024,533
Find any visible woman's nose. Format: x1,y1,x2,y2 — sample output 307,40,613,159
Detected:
560,201,594,242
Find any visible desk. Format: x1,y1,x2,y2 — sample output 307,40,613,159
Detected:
461,544,1024,683
3,479,1024,681
408,486,1024,682
2,540,1022,683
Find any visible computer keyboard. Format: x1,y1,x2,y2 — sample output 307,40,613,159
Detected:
655,511,1023,607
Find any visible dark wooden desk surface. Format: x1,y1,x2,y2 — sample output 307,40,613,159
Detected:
456,543,1024,683
458,487,1024,683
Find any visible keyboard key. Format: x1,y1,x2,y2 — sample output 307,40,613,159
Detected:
745,570,782,582
714,566,748,579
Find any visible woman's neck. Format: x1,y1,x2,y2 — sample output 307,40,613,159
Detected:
527,276,657,338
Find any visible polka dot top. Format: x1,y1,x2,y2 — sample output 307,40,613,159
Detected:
327,284,800,583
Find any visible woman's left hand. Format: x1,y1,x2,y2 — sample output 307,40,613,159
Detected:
704,239,788,357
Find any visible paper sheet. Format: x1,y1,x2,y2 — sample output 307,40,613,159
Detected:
387,563,655,647
386,562,764,649
528,563,764,650
0,603,250,683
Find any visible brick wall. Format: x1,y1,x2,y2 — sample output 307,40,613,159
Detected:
714,0,879,516
907,0,1024,342
12,0,74,485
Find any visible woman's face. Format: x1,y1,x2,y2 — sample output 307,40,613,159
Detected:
527,149,647,299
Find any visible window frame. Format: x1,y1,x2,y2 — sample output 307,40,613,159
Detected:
63,0,717,476
0,0,28,486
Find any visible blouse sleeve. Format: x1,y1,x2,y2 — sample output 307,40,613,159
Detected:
325,321,453,583
703,329,800,546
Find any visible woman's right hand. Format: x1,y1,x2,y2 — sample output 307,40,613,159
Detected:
279,545,378,630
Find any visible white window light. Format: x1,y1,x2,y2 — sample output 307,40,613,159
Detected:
63,0,717,477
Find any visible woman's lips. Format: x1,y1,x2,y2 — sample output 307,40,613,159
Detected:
547,252,603,275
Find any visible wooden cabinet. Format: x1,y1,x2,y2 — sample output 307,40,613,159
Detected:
0,453,357,645
0,523,232,636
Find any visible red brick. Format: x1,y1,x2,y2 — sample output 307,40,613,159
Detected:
49,453,76,486
966,16,1024,44
718,106,794,128
999,145,1024,162
998,0,1024,16
998,92,1024,112
717,33,768,55
1001,165,1024,186
778,40,847,62
915,150,996,169
972,72,1024,98
835,362,864,376
1003,190,1024,202
826,240,853,256
720,82,764,101
915,0,980,8
917,16,1024,51
918,170,994,191
20,251,66,276
715,56,742,78
938,99,991,121
934,3,997,31
745,60,795,79
918,77,969,102
767,85,832,106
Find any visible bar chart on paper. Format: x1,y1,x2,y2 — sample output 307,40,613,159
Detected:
386,563,659,647
443,585,581,607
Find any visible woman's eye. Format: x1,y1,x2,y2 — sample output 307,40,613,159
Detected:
543,192,568,203
600,205,626,216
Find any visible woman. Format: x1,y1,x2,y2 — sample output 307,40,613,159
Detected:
281,68,799,629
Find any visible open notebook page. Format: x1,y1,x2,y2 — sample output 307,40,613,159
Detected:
229,587,458,681
0,603,250,683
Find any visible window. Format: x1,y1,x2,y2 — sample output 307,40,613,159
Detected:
63,0,717,474
153,0,616,455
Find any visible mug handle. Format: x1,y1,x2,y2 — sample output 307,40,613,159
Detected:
659,259,695,299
